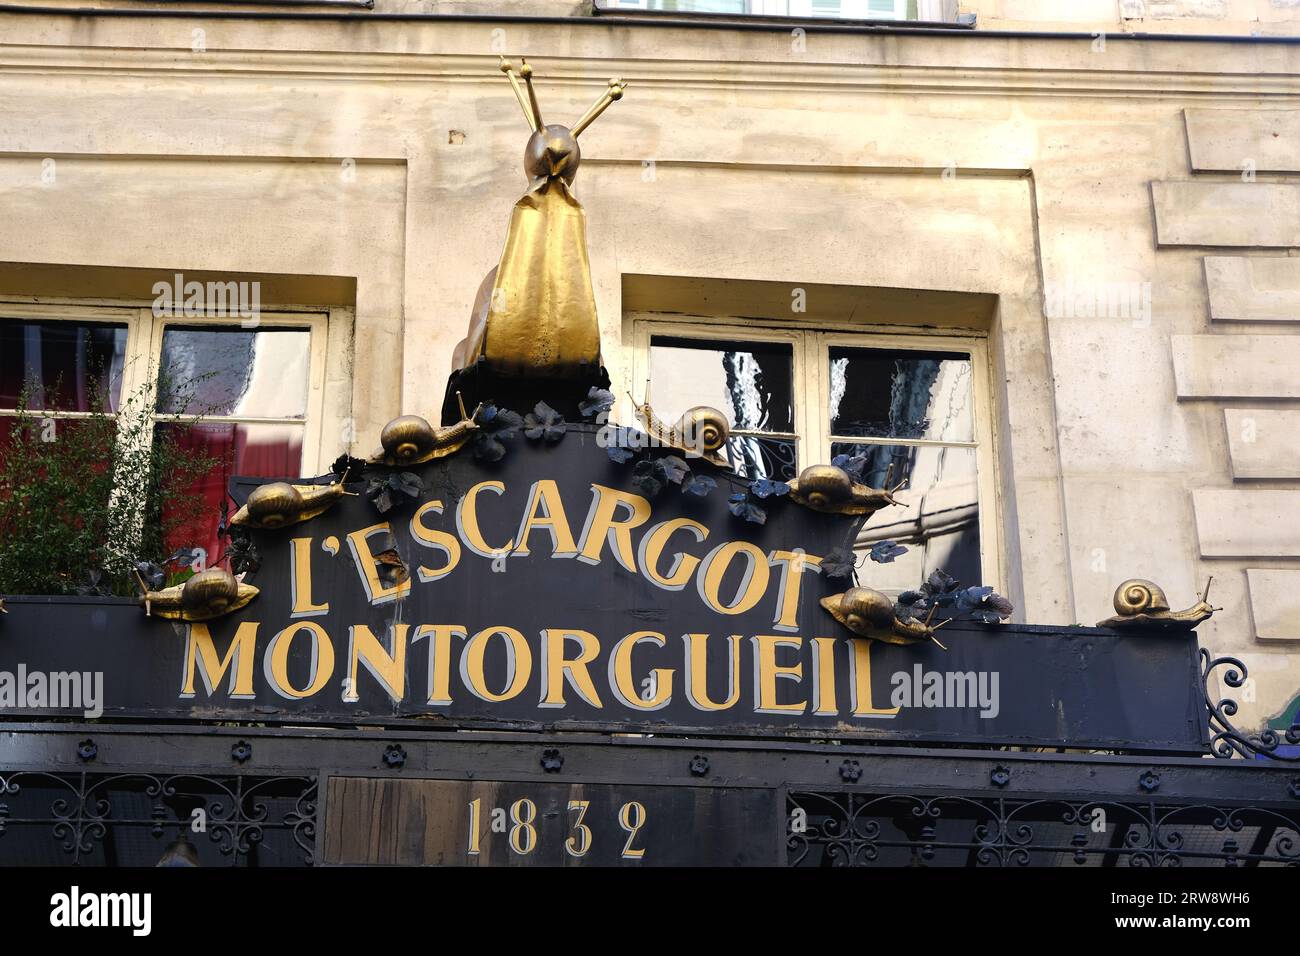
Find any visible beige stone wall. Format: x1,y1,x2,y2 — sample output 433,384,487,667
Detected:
0,8,1297,729
964,0,1300,33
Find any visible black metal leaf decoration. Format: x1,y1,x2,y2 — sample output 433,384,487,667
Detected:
728,492,767,525
751,478,790,499
579,387,615,419
659,454,690,485
524,401,566,442
820,547,857,580
869,540,908,564
632,458,668,498
681,473,716,497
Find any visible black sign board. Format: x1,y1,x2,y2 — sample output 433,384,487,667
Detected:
0,425,1207,753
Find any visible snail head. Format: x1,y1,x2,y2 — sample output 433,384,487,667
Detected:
500,57,627,187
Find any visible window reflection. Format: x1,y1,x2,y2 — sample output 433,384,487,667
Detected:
833,442,980,591
649,335,797,480
157,327,310,418
648,336,794,433
829,347,972,442
0,320,128,412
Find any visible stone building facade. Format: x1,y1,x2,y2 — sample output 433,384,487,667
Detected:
1,0,1297,730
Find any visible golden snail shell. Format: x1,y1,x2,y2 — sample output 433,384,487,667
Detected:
795,464,853,509
838,587,897,633
380,415,436,464
1113,579,1170,617
674,406,729,456
244,482,304,529
179,568,241,615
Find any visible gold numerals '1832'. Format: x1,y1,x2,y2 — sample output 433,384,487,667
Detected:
466,796,647,860
322,778,777,865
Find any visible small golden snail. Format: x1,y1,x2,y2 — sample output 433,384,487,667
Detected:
788,463,906,518
137,567,259,623
371,395,482,467
820,587,949,648
674,406,729,459
229,475,353,530
631,396,730,467
1097,577,1220,632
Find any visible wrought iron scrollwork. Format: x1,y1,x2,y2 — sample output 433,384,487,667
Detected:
724,434,797,482
0,771,317,866
1201,648,1300,762
787,791,1300,867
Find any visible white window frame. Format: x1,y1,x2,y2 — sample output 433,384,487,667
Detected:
0,300,330,477
631,314,1003,591
145,310,329,475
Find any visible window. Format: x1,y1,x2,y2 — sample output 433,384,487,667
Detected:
0,303,328,566
599,1,918,20
634,318,999,591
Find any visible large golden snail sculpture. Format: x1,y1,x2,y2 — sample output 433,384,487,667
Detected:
630,394,730,468
135,567,259,623
1097,578,1220,632
821,587,949,648
229,473,354,531
371,394,482,467
787,462,907,518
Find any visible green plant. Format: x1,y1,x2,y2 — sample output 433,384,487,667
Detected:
0,369,222,597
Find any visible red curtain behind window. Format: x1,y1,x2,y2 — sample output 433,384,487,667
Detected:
162,423,302,567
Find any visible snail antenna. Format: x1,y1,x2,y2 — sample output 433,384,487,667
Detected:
132,568,153,616
1201,575,1214,604
929,634,948,651
572,76,628,138
519,58,545,134
456,389,469,422
924,603,937,626
499,57,540,132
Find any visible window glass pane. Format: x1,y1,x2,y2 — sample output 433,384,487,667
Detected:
724,435,799,483
157,421,304,567
828,347,973,442
0,319,128,412
157,327,310,418
648,336,794,433
832,441,981,592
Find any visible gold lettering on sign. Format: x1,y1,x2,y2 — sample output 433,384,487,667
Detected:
290,537,329,618
609,630,673,710
182,622,259,699
456,481,515,558
637,518,708,591
768,550,821,632
540,628,603,708
460,626,532,702
410,500,461,582
412,623,465,706
513,480,578,558
681,633,742,712
848,638,901,718
698,541,770,615
576,484,651,572
265,621,336,700
345,624,409,703
751,634,805,714
810,636,839,716
345,522,411,605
